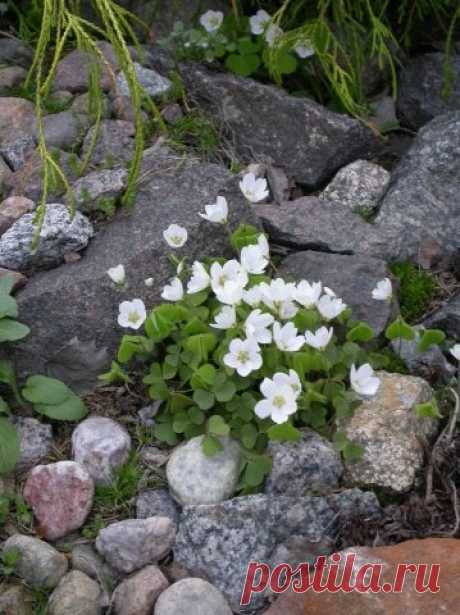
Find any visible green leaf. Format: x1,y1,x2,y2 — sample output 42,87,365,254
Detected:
241,423,258,449
172,412,190,434
294,309,320,331
0,274,16,296
0,294,18,319
155,421,178,445
183,317,209,336
207,415,230,436
202,434,223,456
34,396,88,421
185,333,218,363
230,224,260,251
226,53,260,76
275,51,297,75
117,335,149,363
417,329,446,353
22,375,74,405
98,361,132,384
214,379,236,403
144,310,173,341
191,364,216,389
237,38,260,55
189,407,205,425
244,455,272,487
193,389,215,410
0,360,15,387
346,322,375,343
267,423,302,442
0,319,30,342
385,317,415,341
415,400,441,419
0,418,19,474
148,380,170,401
0,397,10,415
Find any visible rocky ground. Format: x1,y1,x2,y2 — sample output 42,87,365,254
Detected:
0,4,460,614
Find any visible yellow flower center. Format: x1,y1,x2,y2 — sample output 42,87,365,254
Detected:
237,350,250,364
128,310,140,324
273,395,286,409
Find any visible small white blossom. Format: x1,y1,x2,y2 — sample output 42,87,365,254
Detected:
144,277,154,287
199,195,228,224
210,305,236,330
245,309,274,344
305,326,334,351
199,9,224,33
249,9,271,35
450,344,460,361
294,280,322,308
350,363,380,397
317,295,347,321
255,377,297,424
243,284,264,307
224,337,262,377
187,261,210,294
210,260,248,304
273,321,304,352
265,23,283,47
324,286,337,297
272,369,302,399
161,277,184,302
257,233,270,257
118,299,146,330
295,42,315,58
239,172,269,203
107,264,125,285
241,243,269,274
372,278,393,301
278,300,298,320
163,223,188,248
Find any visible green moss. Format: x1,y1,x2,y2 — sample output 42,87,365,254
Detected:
390,261,438,323
168,111,219,157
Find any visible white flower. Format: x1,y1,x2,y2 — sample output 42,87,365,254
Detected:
278,301,298,320
260,279,297,318
210,260,248,304
372,278,393,301
161,277,184,302
350,363,380,397
245,309,274,344
265,23,283,47
257,233,270,257
295,42,315,58
107,264,125,285
241,243,269,274
450,344,460,361
176,260,185,275
187,261,210,294
324,286,337,297
243,284,264,307
317,295,347,321
210,305,236,330
163,224,188,248
294,280,322,308
305,326,334,351
117,299,146,330
255,377,297,424
199,9,224,33
272,369,302,399
239,172,269,203
249,9,271,35
224,337,262,377
199,196,228,224
273,321,304,352
144,277,154,287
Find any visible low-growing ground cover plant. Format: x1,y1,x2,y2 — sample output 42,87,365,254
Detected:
0,275,88,474
104,172,448,492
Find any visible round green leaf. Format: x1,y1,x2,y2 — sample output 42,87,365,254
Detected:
193,389,215,410
0,418,19,474
207,415,230,436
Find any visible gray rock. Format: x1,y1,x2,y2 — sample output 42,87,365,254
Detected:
137,402,161,427
423,293,460,339
397,53,460,129
372,112,460,268
14,416,53,473
0,38,34,67
0,585,33,615
0,132,36,171
113,565,169,615
161,103,183,125
52,43,120,93
179,63,376,188
48,570,101,615
71,168,128,212
137,488,180,524
2,534,68,589
154,578,232,615
278,251,395,336
0,66,27,94
391,325,456,383
369,95,399,131
0,156,12,189
116,62,172,99
140,446,169,467
321,159,390,213
266,164,291,204
0,203,93,273
167,436,241,506
72,543,117,588
174,490,380,612
264,429,343,496
14,144,258,381
71,92,111,118
0,98,36,143
81,119,136,168
342,371,437,492
37,111,89,151
72,416,131,485
96,517,176,574
0,196,35,236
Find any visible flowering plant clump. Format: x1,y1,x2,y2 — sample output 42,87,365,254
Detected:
104,173,447,491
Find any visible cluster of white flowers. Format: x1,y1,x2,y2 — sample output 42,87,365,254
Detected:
109,170,387,425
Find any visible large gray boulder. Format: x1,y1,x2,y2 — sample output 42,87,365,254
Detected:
179,63,376,188
15,144,258,380
397,53,460,129
423,292,460,339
